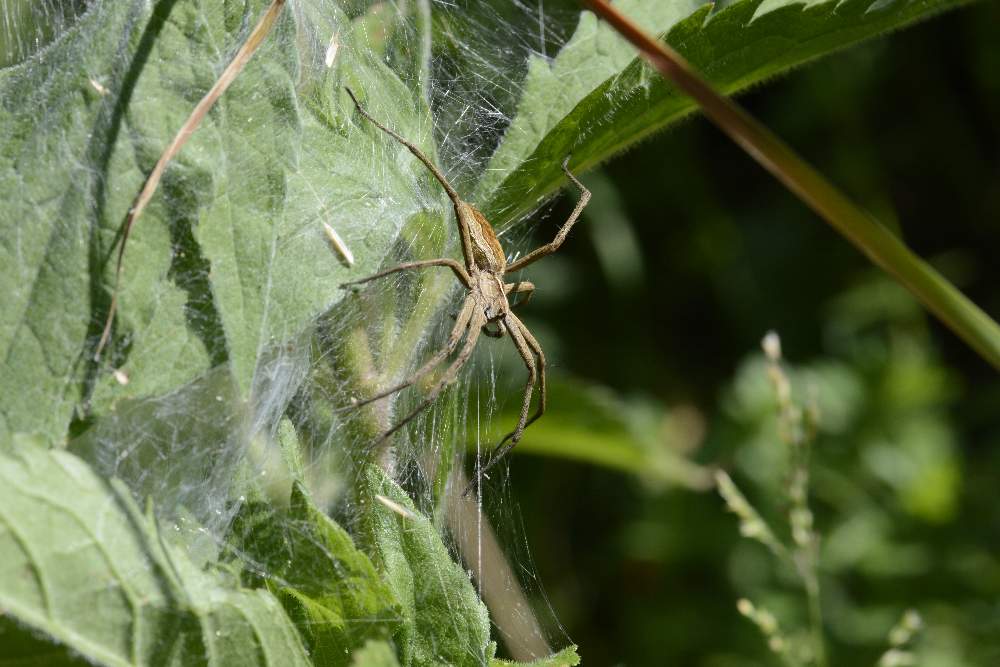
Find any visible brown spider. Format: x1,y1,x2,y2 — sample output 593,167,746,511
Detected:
342,88,590,483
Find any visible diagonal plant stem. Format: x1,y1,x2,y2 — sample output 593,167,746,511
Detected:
96,0,288,360
584,0,1000,370
446,468,553,661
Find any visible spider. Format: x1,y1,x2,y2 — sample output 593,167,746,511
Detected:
342,87,590,484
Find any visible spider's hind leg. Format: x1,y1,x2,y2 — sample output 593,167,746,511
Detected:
513,316,546,431
340,296,476,412
373,311,486,445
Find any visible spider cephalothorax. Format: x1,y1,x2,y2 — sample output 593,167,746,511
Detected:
342,88,590,483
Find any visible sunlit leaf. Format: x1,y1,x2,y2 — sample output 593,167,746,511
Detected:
357,465,491,666
228,481,402,665
0,442,311,666
0,0,443,443
480,0,963,225
490,645,582,667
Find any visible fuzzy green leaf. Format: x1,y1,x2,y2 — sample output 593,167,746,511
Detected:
472,0,702,207
357,465,491,667
0,0,444,442
0,442,311,666
228,481,402,665
479,0,963,223
490,645,582,667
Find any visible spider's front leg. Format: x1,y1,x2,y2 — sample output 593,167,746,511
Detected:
503,158,591,273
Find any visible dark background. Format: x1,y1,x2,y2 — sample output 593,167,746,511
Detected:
503,2,1000,664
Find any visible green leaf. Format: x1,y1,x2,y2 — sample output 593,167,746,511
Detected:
229,481,402,665
0,442,311,667
67,364,248,530
487,377,712,491
357,465,491,667
478,0,964,223
350,640,403,667
490,645,581,667
0,0,446,441
472,0,702,207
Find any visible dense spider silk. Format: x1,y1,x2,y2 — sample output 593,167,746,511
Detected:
0,0,88,67
2,0,581,658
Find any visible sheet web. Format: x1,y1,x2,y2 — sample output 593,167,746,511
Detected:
2,0,581,662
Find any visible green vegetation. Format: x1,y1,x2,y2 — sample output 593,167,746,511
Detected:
1,0,996,665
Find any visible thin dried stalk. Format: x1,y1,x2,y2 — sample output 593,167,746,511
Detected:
96,0,288,360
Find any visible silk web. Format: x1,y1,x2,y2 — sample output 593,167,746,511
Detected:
1,0,588,661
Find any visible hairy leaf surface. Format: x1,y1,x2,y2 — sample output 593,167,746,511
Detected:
490,645,582,667
479,0,963,224
0,0,443,443
357,465,491,666
229,481,402,665
0,442,311,666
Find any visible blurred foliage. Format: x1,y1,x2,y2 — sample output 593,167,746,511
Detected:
502,2,1000,665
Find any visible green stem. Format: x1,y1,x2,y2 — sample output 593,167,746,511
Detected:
584,0,1000,370
805,569,827,667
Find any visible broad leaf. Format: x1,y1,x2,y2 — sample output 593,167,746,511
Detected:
229,481,402,665
471,0,702,206
0,442,311,666
478,0,963,224
0,0,444,443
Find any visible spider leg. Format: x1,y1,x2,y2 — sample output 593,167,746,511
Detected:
504,158,591,273
494,313,546,449
465,313,547,495
345,87,477,271
487,313,539,461
453,309,501,338
373,310,486,445
505,281,535,308
341,258,470,289
346,87,462,205
511,314,546,432
343,296,475,411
